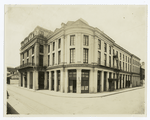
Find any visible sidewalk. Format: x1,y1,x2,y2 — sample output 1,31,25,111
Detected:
9,85,144,98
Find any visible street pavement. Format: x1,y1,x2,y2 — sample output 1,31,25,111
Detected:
6,85,145,115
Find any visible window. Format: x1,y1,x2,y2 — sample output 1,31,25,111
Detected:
39,55,43,66
116,51,118,57
53,42,55,51
113,49,115,55
48,55,50,66
23,61,24,65
58,39,61,48
98,51,101,64
120,61,121,69
126,63,127,71
70,35,75,46
27,59,29,64
58,51,61,64
32,47,34,54
120,53,121,60
70,49,75,63
83,35,89,46
123,62,124,70
98,39,101,49
109,56,111,67
32,56,34,65
116,60,118,68
48,45,50,53
52,53,55,65
109,46,111,54
123,54,124,61
83,49,88,63
104,54,107,66
128,64,129,71
104,43,107,52
27,50,29,57
40,45,43,53
126,56,127,62
128,57,129,63
23,53,24,59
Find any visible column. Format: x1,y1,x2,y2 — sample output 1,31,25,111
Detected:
60,69,64,92
106,72,109,91
118,74,120,89
65,69,68,93
54,70,57,91
89,70,94,93
100,71,104,92
124,75,126,88
77,69,81,94
49,71,51,90
33,70,38,90
113,73,116,90
44,71,47,89
18,72,21,86
93,68,98,93
23,72,25,87
27,72,30,89
35,42,39,66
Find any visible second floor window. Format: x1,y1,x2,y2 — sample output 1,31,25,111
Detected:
48,45,50,53
32,56,34,65
40,45,43,53
48,55,50,66
58,51,61,64
27,50,29,57
70,49,75,63
39,55,43,66
83,48,88,63
126,63,127,71
109,46,111,54
58,39,61,48
109,56,111,67
27,59,29,63
123,62,124,70
52,53,55,65
98,51,101,64
120,53,121,60
123,55,124,61
116,51,118,57
98,39,101,49
32,47,34,54
83,35,89,46
120,61,121,69
23,53,24,59
53,42,55,51
104,54,107,66
70,35,75,46
104,43,107,52
126,56,127,62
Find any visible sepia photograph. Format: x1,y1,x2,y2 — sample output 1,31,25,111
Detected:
4,4,147,117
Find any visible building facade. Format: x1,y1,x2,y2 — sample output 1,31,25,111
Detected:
16,19,141,93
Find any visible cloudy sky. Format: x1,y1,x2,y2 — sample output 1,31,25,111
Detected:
5,5,147,67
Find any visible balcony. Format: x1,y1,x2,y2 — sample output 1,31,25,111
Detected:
16,62,35,70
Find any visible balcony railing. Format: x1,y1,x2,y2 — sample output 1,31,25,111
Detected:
16,62,35,69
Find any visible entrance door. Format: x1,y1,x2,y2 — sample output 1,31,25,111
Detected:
68,70,76,93
38,72,44,89
57,71,60,91
81,70,89,93
123,76,124,88
120,75,122,89
24,72,27,88
30,72,33,89
104,72,107,91
97,71,101,92
51,71,54,90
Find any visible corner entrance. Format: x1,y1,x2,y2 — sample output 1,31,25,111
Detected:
81,70,89,93
68,70,76,93
38,72,44,89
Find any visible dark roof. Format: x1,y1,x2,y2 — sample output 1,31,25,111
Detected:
7,67,17,72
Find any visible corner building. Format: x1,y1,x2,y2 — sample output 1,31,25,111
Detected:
16,19,141,93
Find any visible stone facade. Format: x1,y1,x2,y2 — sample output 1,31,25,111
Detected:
16,18,141,93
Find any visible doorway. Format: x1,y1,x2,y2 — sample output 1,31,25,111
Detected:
30,72,33,89
81,70,89,93
38,72,44,89
68,70,76,93
104,72,107,91
51,71,54,90
57,71,60,91
97,71,101,92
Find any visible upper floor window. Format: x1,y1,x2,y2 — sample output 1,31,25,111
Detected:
48,55,50,66
128,57,129,63
32,56,34,65
83,48,88,63
32,47,34,54
109,56,111,67
70,35,75,46
123,54,124,61
58,51,61,64
39,55,43,66
113,49,115,55
104,54,107,66
83,35,89,46
58,39,61,48
104,43,107,52
109,46,111,54
120,53,121,60
70,48,75,63
52,53,55,65
98,39,101,49
53,42,55,51
126,56,127,62
40,45,43,53
23,53,24,59
116,51,118,56
98,51,101,64
48,45,50,53
27,50,29,57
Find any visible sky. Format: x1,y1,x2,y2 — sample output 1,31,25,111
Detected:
5,5,147,67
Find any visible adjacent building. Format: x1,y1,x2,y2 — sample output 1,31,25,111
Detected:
16,18,141,93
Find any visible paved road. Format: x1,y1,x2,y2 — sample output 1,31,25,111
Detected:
7,85,145,115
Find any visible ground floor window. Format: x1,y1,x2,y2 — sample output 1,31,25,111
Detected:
51,71,54,90
97,71,101,92
57,71,60,91
68,70,76,93
81,70,89,93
